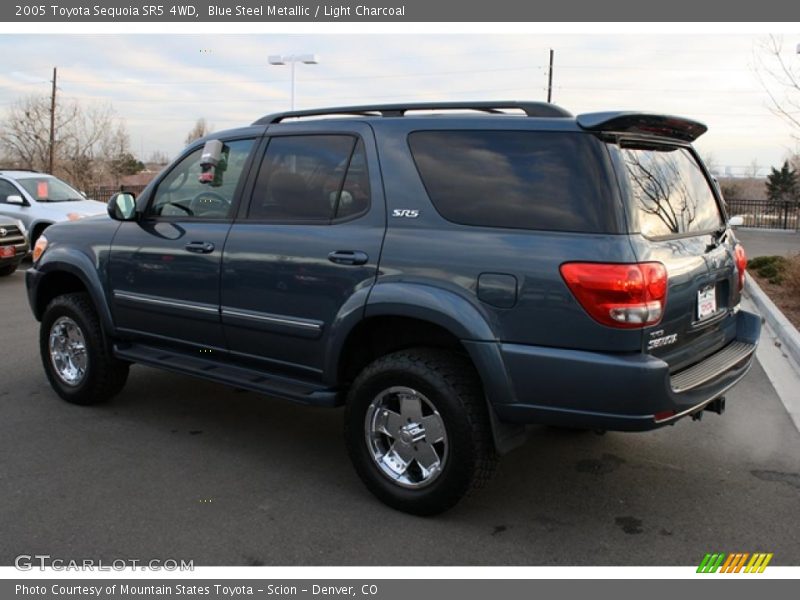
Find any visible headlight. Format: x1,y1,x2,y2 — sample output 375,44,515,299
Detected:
15,219,27,238
67,213,85,221
32,234,48,263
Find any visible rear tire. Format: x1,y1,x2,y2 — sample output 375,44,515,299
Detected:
344,348,497,515
40,292,129,405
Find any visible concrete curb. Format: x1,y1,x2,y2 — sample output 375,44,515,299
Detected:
744,273,800,368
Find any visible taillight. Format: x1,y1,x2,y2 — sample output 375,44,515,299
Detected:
560,262,668,329
734,244,747,292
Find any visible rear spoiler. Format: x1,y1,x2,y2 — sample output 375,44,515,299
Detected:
576,112,707,143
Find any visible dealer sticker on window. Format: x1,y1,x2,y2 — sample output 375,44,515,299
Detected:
697,285,717,320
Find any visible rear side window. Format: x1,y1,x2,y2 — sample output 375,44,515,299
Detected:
0,180,19,202
248,135,370,222
619,144,723,238
408,131,619,233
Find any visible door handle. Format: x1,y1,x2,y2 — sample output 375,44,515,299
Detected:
185,241,215,254
328,250,369,266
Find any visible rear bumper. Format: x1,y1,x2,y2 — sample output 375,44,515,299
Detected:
491,310,761,432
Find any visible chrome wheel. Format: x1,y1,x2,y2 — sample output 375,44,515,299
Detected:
48,316,88,386
365,386,448,489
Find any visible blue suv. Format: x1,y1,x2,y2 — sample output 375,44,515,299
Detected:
25,102,760,514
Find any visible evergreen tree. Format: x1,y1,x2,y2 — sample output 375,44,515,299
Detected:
766,160,799,207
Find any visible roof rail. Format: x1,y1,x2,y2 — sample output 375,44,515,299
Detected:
253,101,573,125
0,167,39,173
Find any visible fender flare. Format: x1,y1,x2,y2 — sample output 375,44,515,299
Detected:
326,282,526,454
31,248,115,337
324,282,497,382
28,220,54,241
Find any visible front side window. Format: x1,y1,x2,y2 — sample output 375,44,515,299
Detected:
248,135,370,222
619,144,723,238
0,180,20,203
149,138,254,219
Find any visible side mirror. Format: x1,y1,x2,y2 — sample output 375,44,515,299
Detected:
728,215,744,228
6,194,25,205
107,192,137,221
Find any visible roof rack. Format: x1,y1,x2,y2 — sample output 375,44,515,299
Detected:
0,167,39,173
253,101,573,125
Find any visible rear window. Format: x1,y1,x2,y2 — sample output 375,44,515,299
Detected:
407,131,619,233
618,144,723,238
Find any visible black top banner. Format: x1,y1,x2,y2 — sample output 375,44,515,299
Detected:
2,0,799,22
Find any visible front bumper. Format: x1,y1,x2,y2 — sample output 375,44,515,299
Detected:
0,247,26,270
492,310,761,432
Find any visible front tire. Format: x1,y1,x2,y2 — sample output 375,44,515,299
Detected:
344,348,497,515
40,293,129,405
0,264,18,277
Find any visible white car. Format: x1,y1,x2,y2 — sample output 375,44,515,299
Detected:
0,170,107,246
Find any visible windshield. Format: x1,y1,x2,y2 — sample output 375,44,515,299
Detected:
616,143,723,238
17,177,85,202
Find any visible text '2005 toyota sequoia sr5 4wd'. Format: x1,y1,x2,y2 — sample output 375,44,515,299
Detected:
26,102,760,514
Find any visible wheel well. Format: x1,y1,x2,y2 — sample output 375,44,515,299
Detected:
31,222,50,246
35,271,88,318
337,316,470,385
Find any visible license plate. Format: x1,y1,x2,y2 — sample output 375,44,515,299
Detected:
0,246,15,258
697,286,717,320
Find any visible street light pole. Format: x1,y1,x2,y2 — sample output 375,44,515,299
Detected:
268,54,319,111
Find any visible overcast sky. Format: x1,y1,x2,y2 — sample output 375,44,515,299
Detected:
1,33,799,174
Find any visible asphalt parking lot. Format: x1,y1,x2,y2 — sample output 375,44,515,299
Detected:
736,229,800,258
1,267,799,566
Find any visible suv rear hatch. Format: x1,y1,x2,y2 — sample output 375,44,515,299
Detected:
605,138,744,378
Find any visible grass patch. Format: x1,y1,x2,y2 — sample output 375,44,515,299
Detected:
748,255,788,284
749,253,800,332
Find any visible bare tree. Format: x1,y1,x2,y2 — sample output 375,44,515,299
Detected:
147,150,170,166
755,35,800,138
0,95,69,171
623,150,697,235
100,121,144,185
699,152,719,176
790,152,800,173
0,95,133,190
59,102,117,189
747,158,761,178
185,118,212,145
